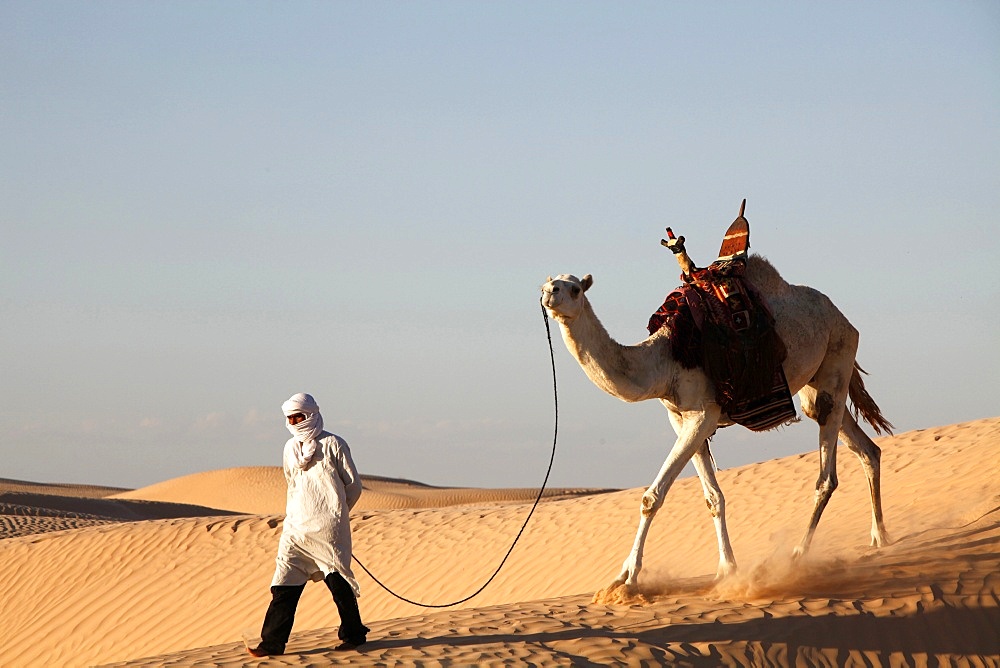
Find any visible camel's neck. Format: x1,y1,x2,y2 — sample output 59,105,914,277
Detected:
556,299,677,403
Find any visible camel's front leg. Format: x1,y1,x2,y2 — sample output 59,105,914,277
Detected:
612,405,721,590
690,442,737,579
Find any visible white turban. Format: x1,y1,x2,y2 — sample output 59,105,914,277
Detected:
282,393,324,470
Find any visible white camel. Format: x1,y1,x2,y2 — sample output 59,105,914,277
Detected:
541,231,892,595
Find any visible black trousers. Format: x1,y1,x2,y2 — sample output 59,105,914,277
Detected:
259,572,368,653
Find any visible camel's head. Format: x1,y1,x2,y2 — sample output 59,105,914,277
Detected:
541,273,593,321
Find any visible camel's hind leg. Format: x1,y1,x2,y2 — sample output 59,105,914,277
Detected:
795,334,856,556
840,412,890,547
793,406,841,558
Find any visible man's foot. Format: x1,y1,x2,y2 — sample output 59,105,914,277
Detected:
335,623,368,651
248,644,282,657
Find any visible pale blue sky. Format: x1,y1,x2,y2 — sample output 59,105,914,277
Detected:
2,1,998,490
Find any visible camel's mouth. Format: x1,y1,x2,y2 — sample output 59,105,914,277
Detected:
540,285,568,312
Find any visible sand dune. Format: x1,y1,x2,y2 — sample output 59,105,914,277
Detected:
112,468,613,514
0,478,128,498
1,417,997,666
0,487,240,540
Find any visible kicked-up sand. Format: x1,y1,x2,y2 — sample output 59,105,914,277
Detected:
0,418,997,666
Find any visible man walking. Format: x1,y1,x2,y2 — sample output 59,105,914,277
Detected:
249,392,369,656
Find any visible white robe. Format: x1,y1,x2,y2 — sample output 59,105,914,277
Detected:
271,431,363,596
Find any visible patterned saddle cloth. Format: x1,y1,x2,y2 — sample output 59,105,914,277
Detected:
647,258,796,432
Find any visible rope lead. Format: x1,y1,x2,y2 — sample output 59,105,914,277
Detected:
351,299,559,608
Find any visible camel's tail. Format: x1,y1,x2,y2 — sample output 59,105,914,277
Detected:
848,362,894,436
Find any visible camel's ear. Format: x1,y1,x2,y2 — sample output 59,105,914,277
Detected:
581,274,593,292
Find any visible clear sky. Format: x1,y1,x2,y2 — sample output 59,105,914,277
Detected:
2,1,998,491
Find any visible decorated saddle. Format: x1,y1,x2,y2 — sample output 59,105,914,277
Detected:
648,201,796,432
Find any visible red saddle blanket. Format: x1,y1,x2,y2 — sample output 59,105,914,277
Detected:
647,259,796,431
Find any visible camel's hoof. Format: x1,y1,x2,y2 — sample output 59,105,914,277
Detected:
871,532,891,548
592,582,649,605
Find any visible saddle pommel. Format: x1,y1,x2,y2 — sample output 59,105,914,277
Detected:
662,227,698,276
718,198,750,261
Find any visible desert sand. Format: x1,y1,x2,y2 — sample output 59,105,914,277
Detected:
1,417,997,666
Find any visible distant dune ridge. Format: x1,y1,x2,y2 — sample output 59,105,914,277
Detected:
110,467,614,515
1,418,998,666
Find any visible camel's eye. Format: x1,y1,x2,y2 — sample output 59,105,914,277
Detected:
571,285,581,298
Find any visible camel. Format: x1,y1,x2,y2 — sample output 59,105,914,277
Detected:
540,213,893,595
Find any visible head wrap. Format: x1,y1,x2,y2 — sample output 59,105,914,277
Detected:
281,393,324,470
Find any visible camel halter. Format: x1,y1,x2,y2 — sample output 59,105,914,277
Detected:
350,298,560,608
